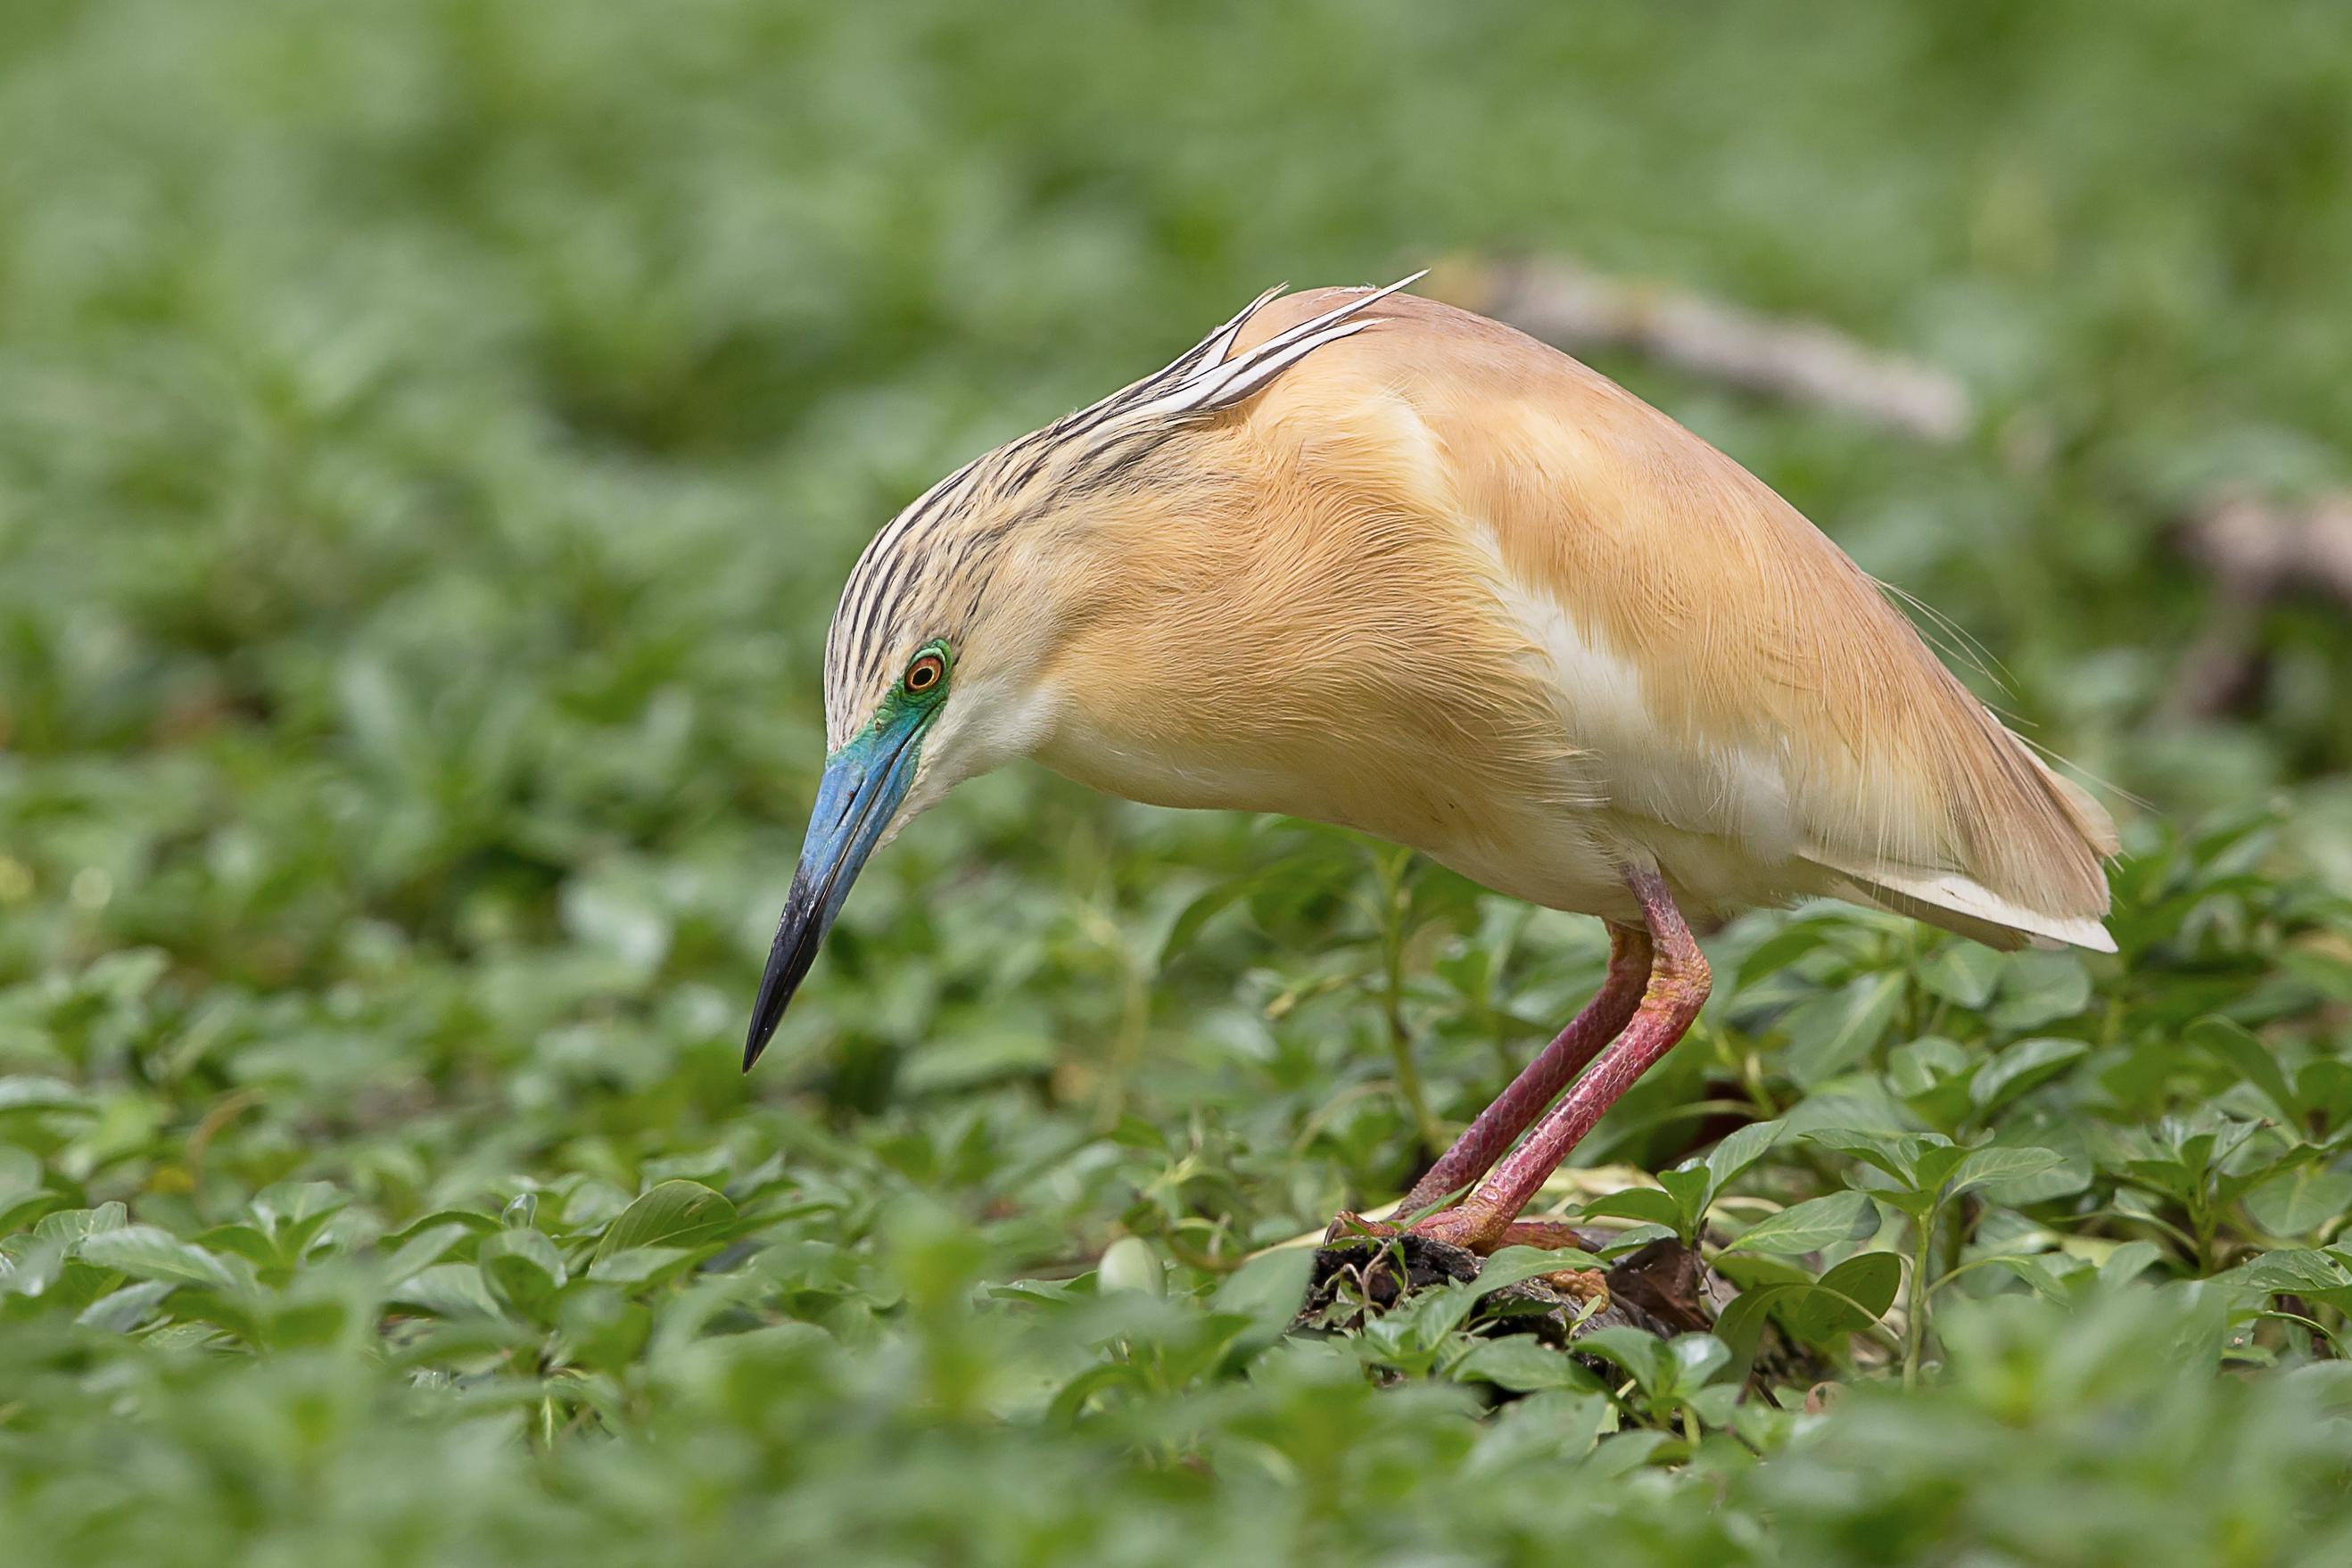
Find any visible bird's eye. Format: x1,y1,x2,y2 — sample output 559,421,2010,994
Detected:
904,652,946,694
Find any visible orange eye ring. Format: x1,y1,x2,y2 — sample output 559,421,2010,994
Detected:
904,652,946,694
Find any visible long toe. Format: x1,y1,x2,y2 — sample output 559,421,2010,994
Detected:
1403,1201,1512,1255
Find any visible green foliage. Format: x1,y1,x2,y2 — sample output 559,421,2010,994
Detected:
4,1,2352,1564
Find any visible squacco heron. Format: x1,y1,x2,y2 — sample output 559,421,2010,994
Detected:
746,278,2117,1255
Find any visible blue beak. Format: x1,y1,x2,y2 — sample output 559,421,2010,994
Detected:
743,712,928,1070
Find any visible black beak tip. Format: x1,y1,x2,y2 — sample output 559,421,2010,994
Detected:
741,968,796,1075
743,879,821,1076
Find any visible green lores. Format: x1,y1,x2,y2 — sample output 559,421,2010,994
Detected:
745,640,953,1068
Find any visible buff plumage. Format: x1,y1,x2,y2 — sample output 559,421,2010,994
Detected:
749,279,2116,1253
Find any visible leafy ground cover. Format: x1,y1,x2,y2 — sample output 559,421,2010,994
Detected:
4,3,2352,1564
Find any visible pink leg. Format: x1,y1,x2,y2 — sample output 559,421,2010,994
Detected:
1413,863,1712,1254
1392,922,1653,1217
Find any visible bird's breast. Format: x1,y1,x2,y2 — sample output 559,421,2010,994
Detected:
1030,702,1638,915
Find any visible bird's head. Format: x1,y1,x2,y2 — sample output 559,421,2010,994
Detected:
742,276,1421,1069
736,480,1060,1071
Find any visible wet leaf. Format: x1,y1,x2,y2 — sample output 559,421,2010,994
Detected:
1795,1252,1902,1341
591,1182,738,1265
77,1227,236,1291
1727,1192,1882,1255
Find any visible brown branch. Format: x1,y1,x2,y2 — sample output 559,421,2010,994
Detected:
1426,256,1974,443
2181,493,2352,606
2165,493,2352,722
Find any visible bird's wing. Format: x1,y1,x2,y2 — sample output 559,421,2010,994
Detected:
1242,289,2118,951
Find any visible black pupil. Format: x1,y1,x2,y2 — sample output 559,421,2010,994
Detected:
911,661,937,689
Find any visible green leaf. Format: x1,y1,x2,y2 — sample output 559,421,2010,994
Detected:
1911,1143,1971,1198
77,1226,236,1291
2099,1241,2165,1287
1735,923,1837,991
191,1226,279,1271
1658,1164,1715,1237
2123,1158,2200,1203
2187,1016,2298,1120
1574,1325,1671,1394
74,1278,176,1333
2296,1060,2352,1134
1881,1034,1976,1133
1595,1224,1679,1259
1579,1186,1685,1231
1946,1145,2065,1200
1995,1252,2094,1304
391,1263,508,1320
1372,1276,1486,1354
1968,1036,2091,1111
897,1032,1058,1094
34,1204,128,1248
251,1181,348,1235
1781,971,1907,1086
377,1224,472,1286
1470,1245,1599,1299
1712,1283,1800,1385
1803,1127,1919,1185
592,1181,738,1265
1159,856,1312,962
2244,1165,2352,1238
1708,1250,1816,1292
0,1192,64,1236
0,1077,86,1112
1726,1191,1881,1255
2219,1145,2315,1209
1795,1251,1902,1341
1660,1333,1730,1398
1684,1382,1742,1429
2,1237,68,1300
1886,1036,1974,1098
479,1229,566,1324
1985,951,2092,1032
1211,1247,1316,1337
1454,1335,1597,1392
480,1226,567,1285
1916,942,2004,1010
586,1246,693,1285
1048,1362,1152,1424
1703,1118,1787,1196
381,1209,501,1247
2224,1248,2352,1294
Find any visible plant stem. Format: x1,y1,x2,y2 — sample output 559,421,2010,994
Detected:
1904,1203,1936,1390
1385,956,1441,1157
1943,1193,1969,1289
1374,851,1444,1155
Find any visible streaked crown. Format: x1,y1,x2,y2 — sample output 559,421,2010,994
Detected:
817,276,1423,748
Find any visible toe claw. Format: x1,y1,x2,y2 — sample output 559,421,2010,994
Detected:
1324,1209,1399,1245
1403,1203,1507,1254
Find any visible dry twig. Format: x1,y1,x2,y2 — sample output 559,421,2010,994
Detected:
2166,493,2352,721
1427,256,1974,442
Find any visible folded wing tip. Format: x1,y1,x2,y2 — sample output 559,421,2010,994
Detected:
1807,850,2118,955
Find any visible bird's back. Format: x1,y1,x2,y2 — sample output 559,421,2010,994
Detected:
1202,290,2117,950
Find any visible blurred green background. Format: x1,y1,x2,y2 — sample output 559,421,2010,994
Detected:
5,3,2352,1564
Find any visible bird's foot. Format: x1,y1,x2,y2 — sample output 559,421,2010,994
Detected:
1326,1205,1601,1258
1400,1201,1511,1254
1322,1209,1401,1245
1297,1217,1619,1337
1486,1217,1609,1255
